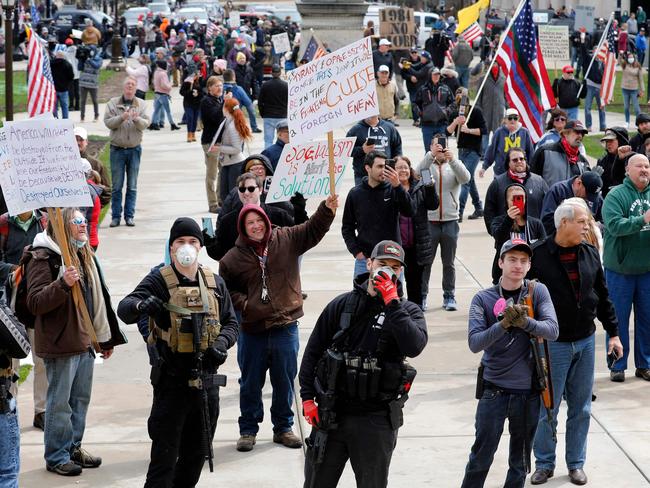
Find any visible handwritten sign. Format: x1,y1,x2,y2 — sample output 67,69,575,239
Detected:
287,37,378,145
0,119,93,215
265,137,355,203
537,25,570,63
272,32,291,54
379,8,417,50
229,11,240,28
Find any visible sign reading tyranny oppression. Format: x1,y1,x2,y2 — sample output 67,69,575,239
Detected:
287,37,378,145
265,137,355,203
379,8,417,50
0,118,93,215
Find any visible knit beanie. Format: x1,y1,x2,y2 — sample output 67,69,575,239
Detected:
169,217,204,247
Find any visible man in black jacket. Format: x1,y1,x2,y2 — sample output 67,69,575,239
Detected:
414,67,456,152
258,64,288,148
484,148,549,233
261,119,289,170
596,127,630,196
342,151,415,278
552,65,583,121
299,240,427,488
51,50,75,119
399,49,428,126
373,39,394,77
629,113,650,153
529,198,623,486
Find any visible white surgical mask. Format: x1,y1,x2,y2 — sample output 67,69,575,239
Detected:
628,57,635,64
175,244,198,267
71,238,86,249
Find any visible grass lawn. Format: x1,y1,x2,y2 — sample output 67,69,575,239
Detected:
88,135,112,223
582,134,604,160
0,69,118,121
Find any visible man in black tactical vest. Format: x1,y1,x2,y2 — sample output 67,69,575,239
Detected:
118,217,239,488
299,240,428,488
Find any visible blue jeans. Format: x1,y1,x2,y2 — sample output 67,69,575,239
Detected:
458,148,482,216
185,105,200,133
461,388,539,488
153,93,175,126
243,101,259,130
43,351,94,467
121,37,128,58
353,256,368,278
605,269,650,370
237,323,299,435
584,85,606,131
457,65,470,88
0,400,19,488
560,106,578,121
110,145,142,220
622,88,641,124
421,124,448,153
533,334,594,471
263,117,283,148
54,91,69,119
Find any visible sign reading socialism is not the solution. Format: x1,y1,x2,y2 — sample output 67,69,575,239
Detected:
265,137,355,203
287,37,379,145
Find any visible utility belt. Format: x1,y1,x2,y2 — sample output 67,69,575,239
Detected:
475,364,535,399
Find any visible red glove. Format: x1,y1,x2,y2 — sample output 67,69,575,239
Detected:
302,400,319,427
373,271,399,306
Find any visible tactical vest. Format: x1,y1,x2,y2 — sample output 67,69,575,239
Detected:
148,265,221,353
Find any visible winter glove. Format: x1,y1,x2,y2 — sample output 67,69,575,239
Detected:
501,305,528,329
202,228,216,248
206,338,228,367
138,296,165,317
510,304,529,328
373,271,399,306
302,399,320,427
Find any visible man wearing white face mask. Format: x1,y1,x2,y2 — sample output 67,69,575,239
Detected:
117,217,239,488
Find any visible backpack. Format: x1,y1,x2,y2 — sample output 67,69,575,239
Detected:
6,246,60,329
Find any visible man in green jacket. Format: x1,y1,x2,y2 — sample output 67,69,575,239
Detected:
602,153,650,382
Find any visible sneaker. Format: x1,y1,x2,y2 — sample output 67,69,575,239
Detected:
252,128,263,133
109,218,120,227
443,297,458,311
273,431,303,448
125,217,135,227
610,370,625,382
236,434,256,452
33,412,45,430
71,446,102,468
46,461,82,476
467,209,484,220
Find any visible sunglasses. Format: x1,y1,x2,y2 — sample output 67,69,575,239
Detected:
507,115,519,121
510,157,526,162
238,186,258,193
70,217,87,225
554,116,567,122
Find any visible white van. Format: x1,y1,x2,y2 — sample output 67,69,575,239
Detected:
363,6,439,48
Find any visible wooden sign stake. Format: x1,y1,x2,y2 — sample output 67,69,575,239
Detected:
327,131,336,197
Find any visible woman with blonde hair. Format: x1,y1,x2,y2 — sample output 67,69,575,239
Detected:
210,96,252,203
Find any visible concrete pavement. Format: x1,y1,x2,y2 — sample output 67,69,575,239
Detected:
13,85,650,487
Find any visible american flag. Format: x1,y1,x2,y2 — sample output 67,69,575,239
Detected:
597,20,618,107
27,32,56,117
461,22,483,44
446,39,456,63
30,3,40,25
494,0,555,142
206,22,218,38
301,35,327,63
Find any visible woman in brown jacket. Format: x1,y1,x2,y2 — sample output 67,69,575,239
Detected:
26,208,126,477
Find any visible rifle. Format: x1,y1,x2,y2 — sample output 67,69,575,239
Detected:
523,281,556,442
308,349,344,487
190,313,215,473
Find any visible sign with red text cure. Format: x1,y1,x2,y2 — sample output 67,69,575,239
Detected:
265,137,355,203
287,37,378,145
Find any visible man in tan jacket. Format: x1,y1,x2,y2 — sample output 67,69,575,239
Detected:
103,77,150,228
81,19,102,46
376,65,399,125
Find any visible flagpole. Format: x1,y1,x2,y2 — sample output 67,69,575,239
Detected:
576,12,615,100
466,0,526,120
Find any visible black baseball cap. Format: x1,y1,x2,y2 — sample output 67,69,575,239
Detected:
636,112,650,125
371,240,406,265
499,238,532,258
564,119,589,134
579,171,603,209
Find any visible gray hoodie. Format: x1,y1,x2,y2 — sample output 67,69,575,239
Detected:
416,152,470,221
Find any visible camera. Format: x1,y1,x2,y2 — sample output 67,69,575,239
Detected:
76,45,91,62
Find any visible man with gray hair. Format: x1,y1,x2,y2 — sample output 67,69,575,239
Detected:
602,153,650,382
529,197,623,486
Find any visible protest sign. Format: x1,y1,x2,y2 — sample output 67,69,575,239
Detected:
379,8,417,50
537,25,570,64
287,37,378,145
1,118,93,215
265,137,355,203
272,32,291,53
229,11,240,28
574,5,594,31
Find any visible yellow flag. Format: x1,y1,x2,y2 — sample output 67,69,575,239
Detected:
455,0,490,34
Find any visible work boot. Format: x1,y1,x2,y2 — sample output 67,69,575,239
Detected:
273,431,303,448
635,368,650,381
236,435,256,452
568,468,587,485
125,217,135,227
530,468,553,484
171,124,181,131
467,209,484,220
71,446,102,468
33,412,45,430
46,461,82,476
610,370,625,382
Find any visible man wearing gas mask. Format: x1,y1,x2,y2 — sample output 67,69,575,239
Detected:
299,240,428,488
117,217,239,487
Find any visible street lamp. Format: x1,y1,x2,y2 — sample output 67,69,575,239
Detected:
2,0,16,122
108,0,125,70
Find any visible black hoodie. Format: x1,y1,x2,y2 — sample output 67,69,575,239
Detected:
346,120,403,178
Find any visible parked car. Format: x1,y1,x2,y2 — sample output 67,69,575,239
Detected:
147,2,171,17
52,8,114,44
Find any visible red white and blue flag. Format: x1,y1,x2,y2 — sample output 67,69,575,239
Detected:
27,32,56,117
301,35,327,63
494,0,555,142
596,20,618,107
461,22,483,44
206,22,218,38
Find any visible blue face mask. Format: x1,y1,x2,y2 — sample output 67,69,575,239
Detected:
71,238,86,249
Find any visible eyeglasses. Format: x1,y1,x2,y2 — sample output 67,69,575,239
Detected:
70,217,87,225
554,116,567,122
510,157,526,162
507,115,519,121
238,186,258,193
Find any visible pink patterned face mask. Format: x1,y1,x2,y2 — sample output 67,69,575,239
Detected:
493,298,507,319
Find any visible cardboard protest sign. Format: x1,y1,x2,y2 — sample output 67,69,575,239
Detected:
574,5,594,31
379,8,417,50
287,37,378,145
265,137,355,203
537,25,570,64
229,11,240,27
1,119,93,215
272,32,291,53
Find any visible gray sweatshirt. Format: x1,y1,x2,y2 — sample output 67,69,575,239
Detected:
468,280,559,390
